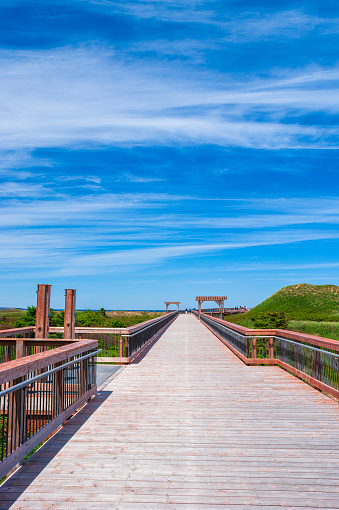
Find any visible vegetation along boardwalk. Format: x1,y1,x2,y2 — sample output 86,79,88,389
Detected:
1,314,339,509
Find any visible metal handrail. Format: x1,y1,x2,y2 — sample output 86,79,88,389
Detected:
121,311,178,338
274,336,339,358
0,349,102,398
201,313,339,358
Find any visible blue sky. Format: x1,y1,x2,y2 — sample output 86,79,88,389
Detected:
1,0,339,310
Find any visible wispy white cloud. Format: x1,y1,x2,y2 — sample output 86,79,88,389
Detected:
1,193,339,277
113,174,164,183
49,229,339,275
0,45,338,163
0,150,52,178
0,182,52,197
77,0,217,24
224,10,339,42
61,175,102,183
1,194,339,229
78,1,339,41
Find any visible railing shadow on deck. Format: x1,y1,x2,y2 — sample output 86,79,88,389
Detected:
0,390,112,508
130,315,176,364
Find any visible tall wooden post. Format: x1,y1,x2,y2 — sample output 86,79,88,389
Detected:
198,301,201,319
64,289,76,339
36,284,51,339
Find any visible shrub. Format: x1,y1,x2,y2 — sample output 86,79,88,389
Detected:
14,306,36,327
252,311,288,329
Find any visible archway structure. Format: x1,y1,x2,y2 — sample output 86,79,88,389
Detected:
165,302,180,313
195,296,227,319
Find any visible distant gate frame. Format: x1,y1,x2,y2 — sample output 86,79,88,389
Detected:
164,302,180,313
195,296,227,319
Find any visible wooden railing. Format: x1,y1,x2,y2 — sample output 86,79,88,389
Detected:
49,311,179,363
0,337,79,364
200,307,248,316
0,312,178,365
0,327,35,338
0,339,99,479
193,310,339,401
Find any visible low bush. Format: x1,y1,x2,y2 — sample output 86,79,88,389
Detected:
251,311,289,329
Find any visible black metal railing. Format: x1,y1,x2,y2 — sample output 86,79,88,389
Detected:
49,312,178,361
75,332,120,358
199,313,248,358
125,312,178,357
194,311,339,399
0,347,99,477
0,345,16,364
274,336,339,392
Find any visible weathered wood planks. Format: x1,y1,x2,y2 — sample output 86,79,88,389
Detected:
0,314,339,509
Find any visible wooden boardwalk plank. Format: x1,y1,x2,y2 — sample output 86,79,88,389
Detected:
1,314,339,509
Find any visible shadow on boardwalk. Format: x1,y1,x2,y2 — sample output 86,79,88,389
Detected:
130,317,175,364
0,391,112,509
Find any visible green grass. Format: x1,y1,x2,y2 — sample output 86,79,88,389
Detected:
3,307,165,331
0,309,26,329
288,320,339,341
223,284,339,342
224,315,255,328
225,283,339,328
75,309,164,328
245,283,339,321
225,315,339,342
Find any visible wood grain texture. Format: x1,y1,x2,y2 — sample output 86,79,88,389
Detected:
0,340,97,385
1,315,339,509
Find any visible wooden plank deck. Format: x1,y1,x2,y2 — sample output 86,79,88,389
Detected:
1,314,339,509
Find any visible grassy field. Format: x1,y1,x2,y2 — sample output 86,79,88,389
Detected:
243,283,339,321
225,314,339,341
0,309,26,329
288,320,339,341
0,308,164,330
224,284,339,341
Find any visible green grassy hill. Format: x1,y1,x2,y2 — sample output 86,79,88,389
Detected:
228,284,339,325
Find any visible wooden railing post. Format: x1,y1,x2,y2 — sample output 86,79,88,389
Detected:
79,356,88,397
251,337,257,360
119,335,123,358
7,378,26,455
125,336,129,359
268,337,274,360
312,350,322,383
4,345,12,362
64,289,76,339
36,284,51,339
15,340,25,359
53,365,63,418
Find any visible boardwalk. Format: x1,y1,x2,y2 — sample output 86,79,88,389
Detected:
1,314,339,509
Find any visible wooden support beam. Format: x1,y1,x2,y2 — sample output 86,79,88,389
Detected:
64,289,76,339
36,284,51,339
15,340,25,359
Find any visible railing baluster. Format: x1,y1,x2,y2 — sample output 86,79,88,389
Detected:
194,311,339,401
251,337,257,360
